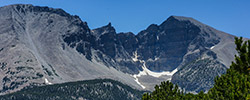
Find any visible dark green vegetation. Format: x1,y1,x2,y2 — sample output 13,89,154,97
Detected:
0,79,144,100
142,37,250,100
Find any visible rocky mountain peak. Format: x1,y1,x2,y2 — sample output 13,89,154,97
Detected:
107,22,112,27
103,22,115,30
92,22,116,37
159,15,198,30
8,4,71,18
146,24,159,33
168,15,194,21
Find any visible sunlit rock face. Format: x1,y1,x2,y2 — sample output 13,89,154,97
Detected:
0,4,237,94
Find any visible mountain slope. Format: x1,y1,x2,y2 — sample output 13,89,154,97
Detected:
0,4,238,94
0,4,141,94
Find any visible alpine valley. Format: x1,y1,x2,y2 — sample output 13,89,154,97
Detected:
0,4,241,99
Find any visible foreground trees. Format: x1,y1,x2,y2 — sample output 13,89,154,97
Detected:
142,37,250,100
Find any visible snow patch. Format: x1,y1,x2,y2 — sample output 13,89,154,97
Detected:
210,46,215,49
132,51,139,62
139,62,177,77
45,78,52,85
201,56,206,60
153,57,159,61
147,57,159,61
193,49,200,53
131,51,178,88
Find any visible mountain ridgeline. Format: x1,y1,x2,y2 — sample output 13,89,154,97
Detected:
0,4,237,95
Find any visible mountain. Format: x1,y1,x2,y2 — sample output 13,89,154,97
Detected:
0,4,238,95
0,79,144,100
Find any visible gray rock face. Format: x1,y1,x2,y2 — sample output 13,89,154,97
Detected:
172,52,227,93
136,16,203,71
0,4,239,94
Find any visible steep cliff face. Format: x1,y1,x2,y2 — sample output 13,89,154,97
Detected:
0,4,238,94
136,16,202,71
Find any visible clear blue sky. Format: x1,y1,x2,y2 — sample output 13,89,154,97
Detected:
0,0,249,38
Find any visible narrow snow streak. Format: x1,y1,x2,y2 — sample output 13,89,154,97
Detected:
210,46,215,49
134,76,146,89
132,51,139,62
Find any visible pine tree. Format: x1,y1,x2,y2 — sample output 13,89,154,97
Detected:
208,37,250,99
142,81,184,100
231,37,250,74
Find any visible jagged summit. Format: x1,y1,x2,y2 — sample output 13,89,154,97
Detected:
91,22,116,37
169,15,196,21
102,22,115,31
159,15,202,30
2,4,32,8
145,24,159,33
163,15,206,27
107,22,112,27
5,4,71,18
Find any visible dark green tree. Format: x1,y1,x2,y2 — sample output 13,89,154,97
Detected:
208,37,250,99
231,37,250,74
208,69,250,99
142,81,184,100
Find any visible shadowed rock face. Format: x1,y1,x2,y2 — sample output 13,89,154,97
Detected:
117,32,138,56
136,16,202,71
0,4,238,94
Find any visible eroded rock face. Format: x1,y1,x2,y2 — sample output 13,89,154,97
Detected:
0,4,238,94
136,16,202,71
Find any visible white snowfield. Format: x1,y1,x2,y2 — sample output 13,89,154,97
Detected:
132,51,178,88
45,78,52,85
133,62,178,78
